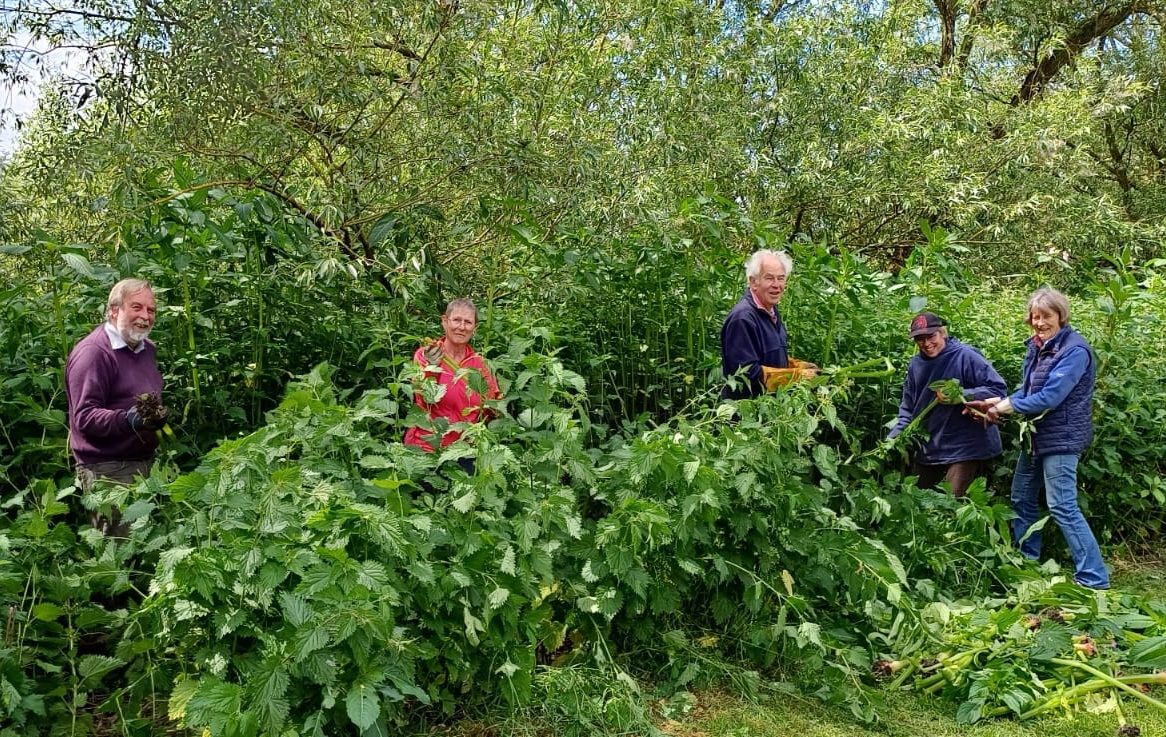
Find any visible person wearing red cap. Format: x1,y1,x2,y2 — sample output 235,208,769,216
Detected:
887,312,1007,497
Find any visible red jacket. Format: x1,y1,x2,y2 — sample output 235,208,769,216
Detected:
403,340,500,452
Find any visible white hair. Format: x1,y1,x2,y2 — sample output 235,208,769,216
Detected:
106,278,154,320
744,249,794,283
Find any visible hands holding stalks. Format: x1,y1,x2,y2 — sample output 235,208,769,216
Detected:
963,396,1011,427
927,379,1008,428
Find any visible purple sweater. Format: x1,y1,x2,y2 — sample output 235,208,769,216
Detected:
65,324,164,464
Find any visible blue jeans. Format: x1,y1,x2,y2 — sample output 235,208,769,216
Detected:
1010,451,1108,589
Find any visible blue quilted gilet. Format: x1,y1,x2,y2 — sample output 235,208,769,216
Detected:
1020,327,1095,456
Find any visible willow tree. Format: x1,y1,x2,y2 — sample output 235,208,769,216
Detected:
2,0,1164,281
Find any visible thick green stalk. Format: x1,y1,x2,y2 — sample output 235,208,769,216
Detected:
1017,660,1166,719
182,276,203,425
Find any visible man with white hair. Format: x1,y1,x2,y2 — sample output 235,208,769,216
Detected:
65,278,165,535
720,249,818,399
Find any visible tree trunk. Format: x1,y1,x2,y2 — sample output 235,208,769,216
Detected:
1010,3,1138,106
955,0,989,72
991,3,1139,138
934,0,957,68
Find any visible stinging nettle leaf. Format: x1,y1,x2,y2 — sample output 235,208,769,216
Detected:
79,655,124,686
488,586,510,609
280,591,312,627
168,678,200,721
452,489,477,513
1129,635,1166,668
345,683,381,731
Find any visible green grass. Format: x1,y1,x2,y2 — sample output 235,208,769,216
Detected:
1111,549,1166,595
687,688,1163,737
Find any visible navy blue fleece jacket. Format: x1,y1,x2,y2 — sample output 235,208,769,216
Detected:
888,338,1007,464
720,291,788,399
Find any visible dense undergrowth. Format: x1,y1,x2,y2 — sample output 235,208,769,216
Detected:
3,197,1166,735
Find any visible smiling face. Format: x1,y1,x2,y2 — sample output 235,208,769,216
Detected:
914,329,946,359
748,255,787,310
441,306,478,348
110,288,156,347
1028,307,1062,343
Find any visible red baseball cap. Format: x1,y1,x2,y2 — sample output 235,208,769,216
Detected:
909,312,946,337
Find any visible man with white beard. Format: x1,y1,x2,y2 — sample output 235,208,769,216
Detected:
65,278,165,536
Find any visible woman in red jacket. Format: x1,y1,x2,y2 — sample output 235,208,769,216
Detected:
404,298,501,455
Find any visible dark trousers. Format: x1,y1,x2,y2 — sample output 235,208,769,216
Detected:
913,459,990,498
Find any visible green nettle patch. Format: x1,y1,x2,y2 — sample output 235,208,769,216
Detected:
19,356,1016,732
2,236,1166,736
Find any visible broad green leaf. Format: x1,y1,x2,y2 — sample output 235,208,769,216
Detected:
463,607,485,645
121,498,154,522
358,455,391,469
168,678,200,721
451,489,477,513
488,586,510,609
498,544,516,575
31,603,64,621
368,214,399,250
955,699,985,724
158,546,195,574
280,592,312,627
61,252,96,278
1129,635,1166,668
78,655,124,686
345,683,380,731
294,627,330,661
1028,624,1072,662
187,678,242,733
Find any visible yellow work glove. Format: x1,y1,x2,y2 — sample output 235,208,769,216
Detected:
788,357,820,371
761,365,815,391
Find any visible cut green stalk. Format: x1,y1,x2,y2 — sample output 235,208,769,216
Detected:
819,356,896,381
1016,661,1166,719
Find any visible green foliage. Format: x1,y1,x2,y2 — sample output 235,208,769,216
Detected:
0,479,154,736
2,177,1166,736
122,357,593,733
105,354,1025,731
882,576,1166,731
4,1,1166,731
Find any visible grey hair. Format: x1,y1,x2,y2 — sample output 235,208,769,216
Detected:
744,249,794,283
1026,287,1070,326
107,278,154,319
444,298,479,323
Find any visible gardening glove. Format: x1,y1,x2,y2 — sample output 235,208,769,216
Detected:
126,406,164,432
789,357,820,371
761,365,817,391
422,340,444,367
126,406,145,431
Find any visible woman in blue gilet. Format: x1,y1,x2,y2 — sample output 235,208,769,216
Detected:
966,288,1108,589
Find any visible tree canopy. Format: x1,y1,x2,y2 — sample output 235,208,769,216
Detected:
3,0,1164,283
